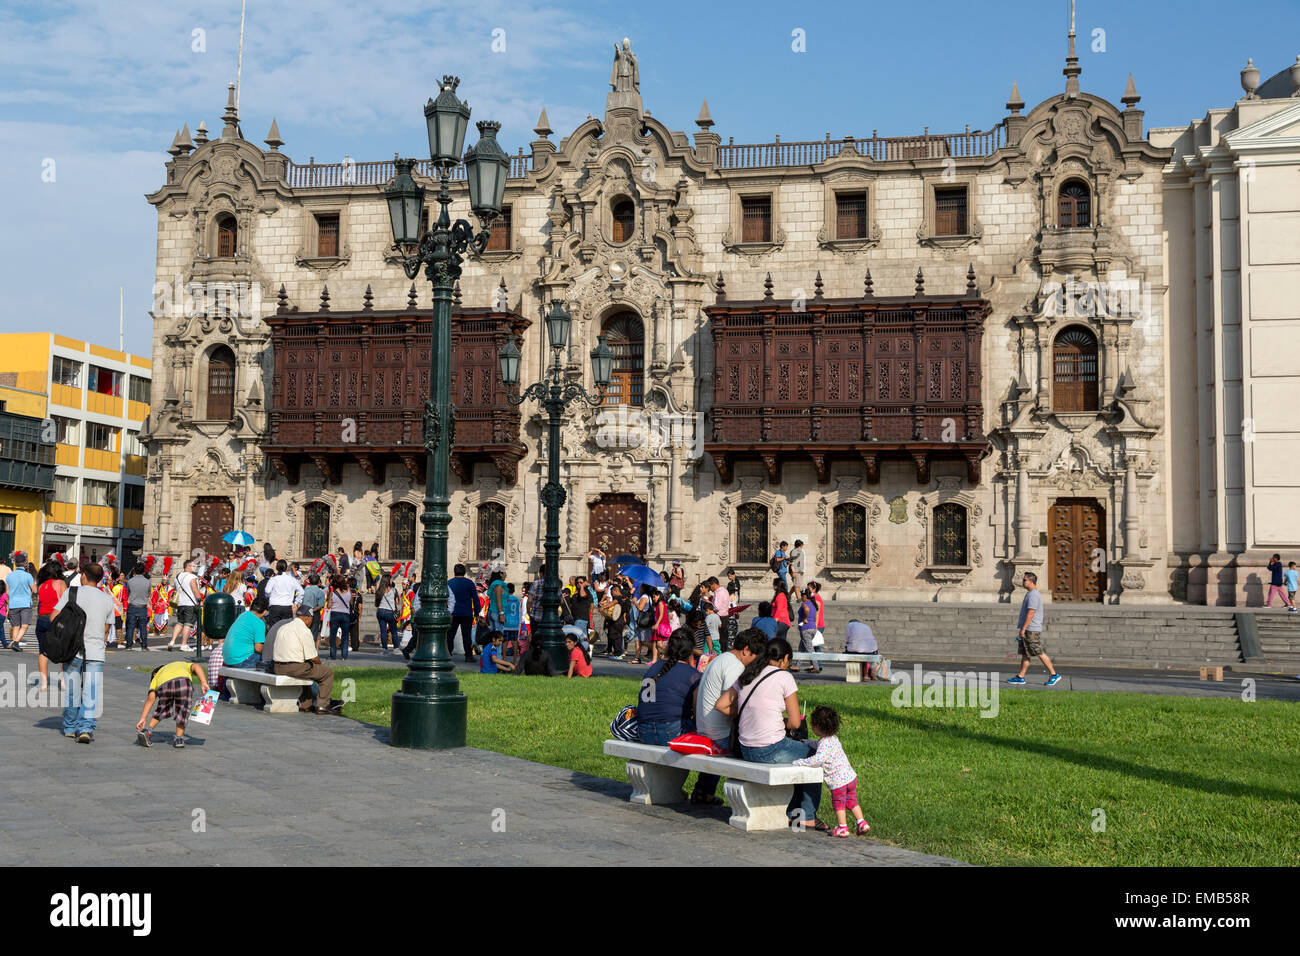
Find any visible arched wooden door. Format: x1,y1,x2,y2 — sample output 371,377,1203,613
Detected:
191,497,233,562
1049,498,1105,602
588,493,646,560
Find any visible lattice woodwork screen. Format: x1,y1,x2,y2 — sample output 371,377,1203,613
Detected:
835,192,867,239
611,199,635,244
477,503,505,561
1053,328,1099,412
1058,180,1091,228
303,502,330,557
486,205,512,251
217,217,237,257
741,196,772,243
601,312,644,406
933,186,968,236
316,214,340,257
389,503,416,561
205,348,236,421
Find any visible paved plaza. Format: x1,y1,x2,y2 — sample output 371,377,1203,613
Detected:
0,654,961,867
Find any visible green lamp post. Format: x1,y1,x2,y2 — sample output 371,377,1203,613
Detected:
386,75,508,749
500,305,614,672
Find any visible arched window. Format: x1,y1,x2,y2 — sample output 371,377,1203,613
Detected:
736,502,768,565
1053,327,1099,412
477,502,505,562
205,346,236,421
611,198,635,244
216,214,238,257
601,312,644,406
933,503,968,566
1058,179,1091,228
303,502,330,557
833,503,867,565
389,503,416,561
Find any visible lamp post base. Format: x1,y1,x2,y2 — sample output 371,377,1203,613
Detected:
390,689,468,749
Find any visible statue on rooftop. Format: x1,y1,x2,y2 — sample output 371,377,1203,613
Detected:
610,38,639,93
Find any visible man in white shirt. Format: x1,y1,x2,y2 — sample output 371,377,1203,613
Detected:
588,547,606,579
272,607,339,713
51,563,116,742
167,559,201,653
264,560,304,627
691,628,764,803
789,540,807,592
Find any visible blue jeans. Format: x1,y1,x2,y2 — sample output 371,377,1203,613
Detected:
328,612,350,660
376,608,397,650
228,653,259,670
125,607,149,649
741,736,822,823
638,718,681,746
62,657,104,736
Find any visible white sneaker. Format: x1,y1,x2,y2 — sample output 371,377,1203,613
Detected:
178,644,194,653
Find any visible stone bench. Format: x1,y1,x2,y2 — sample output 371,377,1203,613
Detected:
602,739,822,832
219,667,314,714
792,652,887,682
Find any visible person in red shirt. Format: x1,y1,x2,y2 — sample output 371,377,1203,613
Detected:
566,633,592,678
34,560,68,692
810,580,826,632
770,577,792,639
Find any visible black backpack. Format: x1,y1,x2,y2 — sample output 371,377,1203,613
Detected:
45,586,87,664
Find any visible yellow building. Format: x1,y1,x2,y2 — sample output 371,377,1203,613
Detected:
0,333,151,565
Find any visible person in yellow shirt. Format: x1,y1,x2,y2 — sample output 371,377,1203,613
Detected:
136,660,209,749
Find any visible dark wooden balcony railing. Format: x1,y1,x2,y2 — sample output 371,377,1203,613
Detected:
263,307,529,486
705,293,990,485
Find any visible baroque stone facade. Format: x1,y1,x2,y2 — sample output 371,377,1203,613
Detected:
143,31,1187,604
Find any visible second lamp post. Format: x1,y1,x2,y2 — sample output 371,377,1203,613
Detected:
500,304,614,673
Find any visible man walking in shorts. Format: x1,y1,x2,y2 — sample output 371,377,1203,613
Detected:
1007,571,1060,686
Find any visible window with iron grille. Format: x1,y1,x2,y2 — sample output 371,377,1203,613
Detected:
835,191,868,239
741,196,772,243
833,503,867,565
206,346,236,420
611,198,635,244
1058,179,1091,228
485,204,512,251
216,215,238,257
736,502,769,564
933,503,968,566
0,514,14,561
390,503,416,561
316,214,340,257
601,312,644,407
933,186,968,236
477,503,505,562
303,502,330,557
1053,327,1099,412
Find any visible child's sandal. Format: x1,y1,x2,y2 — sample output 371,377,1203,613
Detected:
856,819,871,835
831,824,850,838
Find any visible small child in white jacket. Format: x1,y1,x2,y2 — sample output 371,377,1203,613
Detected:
792,706,869,838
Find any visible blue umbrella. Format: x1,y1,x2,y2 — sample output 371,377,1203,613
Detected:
619,563,668,592
611,553,642,568
222,530,255,546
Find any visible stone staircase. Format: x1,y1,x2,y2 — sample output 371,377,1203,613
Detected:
1246,613,1300,669
819,601,1244,669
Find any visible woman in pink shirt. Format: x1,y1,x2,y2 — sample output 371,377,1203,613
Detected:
718,637,826,831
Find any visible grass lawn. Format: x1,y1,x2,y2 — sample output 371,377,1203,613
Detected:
335,667,1300,866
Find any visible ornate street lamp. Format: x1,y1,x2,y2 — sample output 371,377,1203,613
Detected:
500,307,613,672
385,75,506,749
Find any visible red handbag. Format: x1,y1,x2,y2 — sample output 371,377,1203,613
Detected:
668,733,727,756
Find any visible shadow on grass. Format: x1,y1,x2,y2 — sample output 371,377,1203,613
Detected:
861,705,1300,804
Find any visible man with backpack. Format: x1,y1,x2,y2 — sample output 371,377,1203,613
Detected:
770,542,790,590
48,562,115,743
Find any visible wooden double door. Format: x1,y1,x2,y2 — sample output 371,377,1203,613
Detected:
588,493,646,560
190,497,233,562
1049,498,1105,602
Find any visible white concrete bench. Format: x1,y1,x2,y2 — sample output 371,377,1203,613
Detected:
219,667,314,714
602,739,822,832
792,652,887,682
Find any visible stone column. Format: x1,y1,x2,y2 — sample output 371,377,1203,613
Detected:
1123,455,1139,559
667,452,683,552
1014,464,1032,558
158,456,173,553
1034,323,1049,403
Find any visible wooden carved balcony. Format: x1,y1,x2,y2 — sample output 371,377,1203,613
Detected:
705,290,990,485
263,307,529,486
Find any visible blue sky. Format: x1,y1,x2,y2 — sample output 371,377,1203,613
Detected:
1,0,1297,356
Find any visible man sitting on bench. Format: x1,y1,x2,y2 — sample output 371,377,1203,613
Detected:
845,619,885,680
272,606,341,714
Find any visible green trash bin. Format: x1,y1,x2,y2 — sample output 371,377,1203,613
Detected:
202,592,238,644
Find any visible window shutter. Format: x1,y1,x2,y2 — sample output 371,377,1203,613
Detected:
485,205,511,251
206,349,236,421
741,196,772,243
316,214,340,257
835,192,867,239
933,186,968,236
